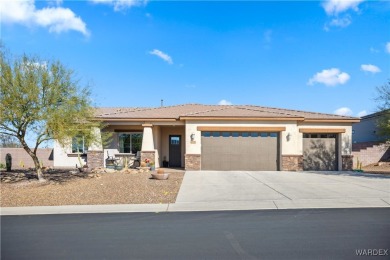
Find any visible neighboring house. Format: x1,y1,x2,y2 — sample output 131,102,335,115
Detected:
54,104,359,171
352,111,387,143
352,111,390,166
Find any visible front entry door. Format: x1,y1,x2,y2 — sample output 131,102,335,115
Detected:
169,135,181,167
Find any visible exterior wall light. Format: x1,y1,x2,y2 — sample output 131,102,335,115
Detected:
286,132,291,141
190,133,195,142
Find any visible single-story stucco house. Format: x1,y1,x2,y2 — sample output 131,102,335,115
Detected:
54,104,360,171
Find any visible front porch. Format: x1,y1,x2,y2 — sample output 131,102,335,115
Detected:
89,123,186,170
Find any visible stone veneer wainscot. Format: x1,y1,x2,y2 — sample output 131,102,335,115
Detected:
185,154,201,170
87,150,104,169
282,155,303,171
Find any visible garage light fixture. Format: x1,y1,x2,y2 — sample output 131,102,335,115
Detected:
190,133,195,141
286,133,291,141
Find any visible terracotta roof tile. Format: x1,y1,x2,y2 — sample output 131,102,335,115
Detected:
94,104,358,120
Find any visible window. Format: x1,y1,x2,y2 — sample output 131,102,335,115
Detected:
72,135,86,153
222,132,230,137
119,133,142,154
202,132,211,137
171,136,180,145
232,132,239,137
212,132,220,137
250,132,259,137
241,132,249,137
270,133,278,137
303,133,337,138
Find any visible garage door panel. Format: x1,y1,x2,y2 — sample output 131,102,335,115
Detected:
201,134,278,171
303,136,337,171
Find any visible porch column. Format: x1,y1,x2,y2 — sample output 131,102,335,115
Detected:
87,127,104,169
141,124,156,164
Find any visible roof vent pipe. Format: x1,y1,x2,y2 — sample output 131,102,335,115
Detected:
161,99,164,107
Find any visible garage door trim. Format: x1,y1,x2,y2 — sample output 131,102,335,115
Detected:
197,126,286,132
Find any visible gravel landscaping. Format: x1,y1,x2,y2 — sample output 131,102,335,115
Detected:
362,162,390,175
0,168,184,207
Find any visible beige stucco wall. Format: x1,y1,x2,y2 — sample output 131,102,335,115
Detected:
185,120,301,155
53,140,86,168
153,125,161,167
185,120,353,170
161,126,185,167
298,123,353,171
53,120,353,170
297,123,353,155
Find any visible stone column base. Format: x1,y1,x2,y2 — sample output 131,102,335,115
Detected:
185,154,201,170
141,151,155,165
282,155,303,171
342,155,353,171
87,150,104,169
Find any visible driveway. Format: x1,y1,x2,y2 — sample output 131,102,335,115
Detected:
172,171,390,211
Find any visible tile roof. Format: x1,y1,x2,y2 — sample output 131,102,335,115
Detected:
95,104,358,121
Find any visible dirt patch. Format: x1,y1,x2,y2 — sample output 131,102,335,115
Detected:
362,162,390,175
0,169,184,207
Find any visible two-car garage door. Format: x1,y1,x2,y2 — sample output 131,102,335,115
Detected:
201,131,279,171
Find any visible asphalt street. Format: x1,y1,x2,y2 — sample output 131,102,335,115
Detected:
2,208,390,259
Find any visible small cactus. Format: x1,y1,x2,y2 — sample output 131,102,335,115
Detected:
5,153,12,172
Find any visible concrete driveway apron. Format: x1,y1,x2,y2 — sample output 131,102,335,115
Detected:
171,171,390,211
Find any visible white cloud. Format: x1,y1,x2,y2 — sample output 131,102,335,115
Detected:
0,0,88,36
322,0,364,16
328,15,351,28
322,0,364,30
361,64,381,74
357,110,368,117
386,42,390,54
370,47,379,53
218,99,232,105
334,107,353,116
90,0,146,11
149,49,173,64
263,29,272,49
308,68,350,86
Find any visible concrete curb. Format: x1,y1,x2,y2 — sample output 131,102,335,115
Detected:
1,204,170,216
2,198,389,216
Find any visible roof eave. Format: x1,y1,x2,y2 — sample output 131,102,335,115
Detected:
97,118,178,122
302,119,360,123
179,116,305,121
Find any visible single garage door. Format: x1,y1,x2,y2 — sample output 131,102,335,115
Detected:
303,133,338,171
201,131,279,171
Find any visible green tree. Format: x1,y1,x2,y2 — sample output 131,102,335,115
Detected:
375,80,390,139
0,48,107,181
0,134,22,148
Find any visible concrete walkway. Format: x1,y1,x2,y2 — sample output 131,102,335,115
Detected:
1,171,389,215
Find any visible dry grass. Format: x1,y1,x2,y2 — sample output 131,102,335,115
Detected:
1,169,184,207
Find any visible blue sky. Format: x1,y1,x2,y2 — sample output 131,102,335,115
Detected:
1,0,389,117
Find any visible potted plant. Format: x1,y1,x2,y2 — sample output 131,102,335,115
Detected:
151,168,169,180
150,162,155,171
144,158,150,167
162,156,169,167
